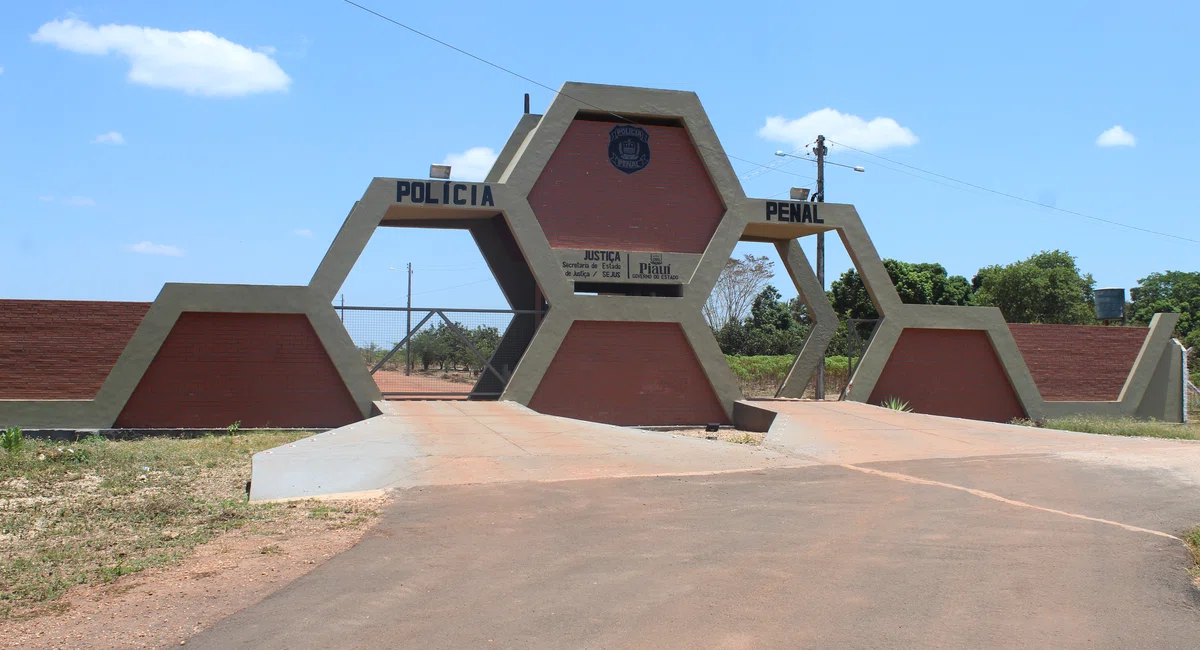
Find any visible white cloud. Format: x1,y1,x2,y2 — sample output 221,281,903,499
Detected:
1096,125,1136,148
126,241,185,257
0,66,4,74
31,18,291,97
91,131,125,145
759,108,918,152
38,195,98,206
443,146,498,181
257,45,276,55
293,228,313,238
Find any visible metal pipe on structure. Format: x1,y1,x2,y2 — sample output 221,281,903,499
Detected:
405,262,412,376
815,135,826,400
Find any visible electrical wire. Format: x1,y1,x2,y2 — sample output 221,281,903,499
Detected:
826,139,1200,245
340,0,814,186
413,278,496,296
339,1,1194,246
830,147,990,197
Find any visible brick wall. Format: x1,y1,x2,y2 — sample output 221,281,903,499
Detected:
0,299,150,399
529,321,729,426
114,312,362,428
527,118,725,254
868,328,1026,422
1009,324,1148,401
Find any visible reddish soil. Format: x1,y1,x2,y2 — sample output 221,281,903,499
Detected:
0,497,387,650
372,370,476,396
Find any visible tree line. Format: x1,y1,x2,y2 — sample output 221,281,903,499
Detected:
360,322,502,373
707,250,1200,363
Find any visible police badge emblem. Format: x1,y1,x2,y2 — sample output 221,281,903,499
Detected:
608,125,651,174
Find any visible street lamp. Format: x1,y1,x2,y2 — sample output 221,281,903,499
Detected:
773,139,863,400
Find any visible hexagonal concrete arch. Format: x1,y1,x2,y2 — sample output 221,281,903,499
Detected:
1,81,1185,430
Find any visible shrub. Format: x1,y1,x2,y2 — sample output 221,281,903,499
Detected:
880,397,912,412
725,355,851,397
2,427,24,455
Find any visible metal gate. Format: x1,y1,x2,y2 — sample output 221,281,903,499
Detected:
334,306,546,399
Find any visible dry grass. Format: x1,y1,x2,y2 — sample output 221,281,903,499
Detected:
1185,525,1200,588
662,428,766,445
1015,414,1200,440
0,431,378,620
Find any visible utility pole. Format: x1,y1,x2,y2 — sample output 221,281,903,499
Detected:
814,134,827,400
405,262,412,376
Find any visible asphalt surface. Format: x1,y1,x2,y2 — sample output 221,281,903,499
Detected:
190,457,1200,649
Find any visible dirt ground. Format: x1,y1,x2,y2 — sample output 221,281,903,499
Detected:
0,496,388,650
371,369,475,396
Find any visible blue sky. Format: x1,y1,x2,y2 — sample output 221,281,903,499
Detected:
1,0,1197,309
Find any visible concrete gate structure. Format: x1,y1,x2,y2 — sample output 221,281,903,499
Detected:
0,82,1188,429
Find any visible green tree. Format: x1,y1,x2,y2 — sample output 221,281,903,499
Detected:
1130,271,1200,351
749,285,794,331
973,250,1096,324
468,325,503,373
703,254,775,330
714,285,809,356
828,259,974,320
409,328,446,370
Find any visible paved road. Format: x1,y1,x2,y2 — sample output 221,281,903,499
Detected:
191,456,1200,649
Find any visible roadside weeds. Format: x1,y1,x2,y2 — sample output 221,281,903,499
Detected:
0,430,378,620
1013,415,1200,441
1185,525,1200,587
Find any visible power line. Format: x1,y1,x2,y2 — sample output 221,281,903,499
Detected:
340,0,813,186
339,1,1194,246
736,141,820,182
831,147,990,197
418,263,491,271
413,278,495,296
826,139,1200,245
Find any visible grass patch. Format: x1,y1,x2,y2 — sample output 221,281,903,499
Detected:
1184,526,1200,577
1014,414,1200,440
0,430,376,620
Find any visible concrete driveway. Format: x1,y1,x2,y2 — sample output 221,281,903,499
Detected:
194,402,1200,648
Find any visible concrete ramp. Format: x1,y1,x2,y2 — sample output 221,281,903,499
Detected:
757,400,1200,475
250,401,804,500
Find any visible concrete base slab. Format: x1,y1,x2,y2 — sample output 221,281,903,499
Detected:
762,400,1200,482
250,401,806,500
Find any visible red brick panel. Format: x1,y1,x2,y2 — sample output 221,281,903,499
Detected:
115,312,361,429
0,300,150,399
1008,324,1148,401
868,328,1026,423
527,118,725,254
529,321,729,426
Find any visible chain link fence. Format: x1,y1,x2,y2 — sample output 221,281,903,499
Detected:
335,306,544,398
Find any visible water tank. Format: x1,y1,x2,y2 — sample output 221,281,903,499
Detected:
1094,287,1126,321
